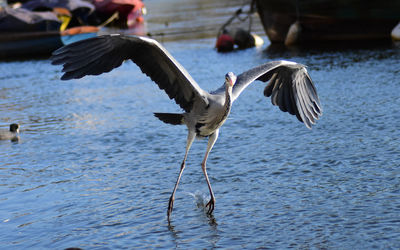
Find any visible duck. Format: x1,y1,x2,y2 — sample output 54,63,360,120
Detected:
0,123,20,141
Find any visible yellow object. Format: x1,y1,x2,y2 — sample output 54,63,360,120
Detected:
53,7,72,31
59,15,71,31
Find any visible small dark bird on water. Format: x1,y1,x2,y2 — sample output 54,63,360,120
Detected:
51,34,322,220
0,123,20,141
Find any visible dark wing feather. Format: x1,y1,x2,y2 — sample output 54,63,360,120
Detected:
233,60,322,129
51,34,209,112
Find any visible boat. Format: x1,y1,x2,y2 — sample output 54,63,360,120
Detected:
0,6,98,59
20,0,95,28
0,0,147,59
254,0,400,45
92,0,145,28
0,6,63,58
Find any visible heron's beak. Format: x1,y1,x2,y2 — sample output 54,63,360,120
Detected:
228,78,234,87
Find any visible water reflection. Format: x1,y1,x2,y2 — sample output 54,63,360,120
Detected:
167,209,219,249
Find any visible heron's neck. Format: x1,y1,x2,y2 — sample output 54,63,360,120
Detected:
224,85,232,108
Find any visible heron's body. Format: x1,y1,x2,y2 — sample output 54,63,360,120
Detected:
190,86,232,137
154,87,231,136
51,34,322,220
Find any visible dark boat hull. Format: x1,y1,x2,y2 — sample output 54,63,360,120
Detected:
0,7,98,60
0,31,63,58
255,0,400,44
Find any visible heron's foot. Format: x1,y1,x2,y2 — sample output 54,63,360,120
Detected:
167,196,174,220
205,197,215,215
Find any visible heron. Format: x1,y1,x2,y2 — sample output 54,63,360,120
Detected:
50,34,322,220
0,123,20,141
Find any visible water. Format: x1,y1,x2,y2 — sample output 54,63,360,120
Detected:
1,1,400,249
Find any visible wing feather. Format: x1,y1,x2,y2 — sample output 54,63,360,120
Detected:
51,34,209,112
233,60,322,128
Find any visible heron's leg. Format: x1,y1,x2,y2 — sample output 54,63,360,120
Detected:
202,129,219,214
167,131,196,220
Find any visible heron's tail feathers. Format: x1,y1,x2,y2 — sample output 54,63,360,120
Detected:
154,113,184,125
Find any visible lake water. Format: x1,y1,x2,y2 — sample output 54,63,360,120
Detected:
1,0,400,249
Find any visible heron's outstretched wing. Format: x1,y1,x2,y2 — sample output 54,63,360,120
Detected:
51,34,209,112
232,60,322,128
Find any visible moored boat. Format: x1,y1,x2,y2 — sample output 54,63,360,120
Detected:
255,0,400,45
0,6,62,58
92,0,145,28
0,5,98,59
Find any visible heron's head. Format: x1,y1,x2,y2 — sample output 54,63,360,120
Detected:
10,123,19,133
225,72,237,87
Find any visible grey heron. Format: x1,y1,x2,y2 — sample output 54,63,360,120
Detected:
51,34,322,220
0,124,19,141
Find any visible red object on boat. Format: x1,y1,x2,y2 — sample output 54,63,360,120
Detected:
215,34,234,52
93,0,145,28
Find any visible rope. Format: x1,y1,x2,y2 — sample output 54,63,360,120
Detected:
147,26,218,37
217,0,257,37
